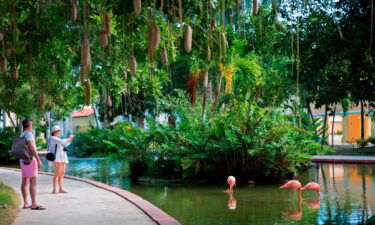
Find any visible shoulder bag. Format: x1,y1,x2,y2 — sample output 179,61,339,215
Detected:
9,132,33,162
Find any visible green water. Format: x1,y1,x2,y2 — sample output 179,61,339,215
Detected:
42,158,375,225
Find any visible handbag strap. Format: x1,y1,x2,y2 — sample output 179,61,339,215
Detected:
22,131,29,139
21,131,33,161
49,137,58,155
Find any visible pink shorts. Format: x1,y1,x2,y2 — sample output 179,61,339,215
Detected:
20,160,38,178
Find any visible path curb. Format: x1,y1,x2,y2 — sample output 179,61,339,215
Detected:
0,167,181,225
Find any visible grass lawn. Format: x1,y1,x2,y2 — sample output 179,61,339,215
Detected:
0,181,19,225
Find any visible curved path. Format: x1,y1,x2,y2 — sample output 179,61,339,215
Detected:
0,168,181,225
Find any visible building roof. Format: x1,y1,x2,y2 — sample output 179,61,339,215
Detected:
72,108,94,118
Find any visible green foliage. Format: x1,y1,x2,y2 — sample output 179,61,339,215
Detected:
73,93,328,182
367,136,375,144
0,128,17,165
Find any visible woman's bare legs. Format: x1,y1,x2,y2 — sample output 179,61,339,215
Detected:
21,177,30,208
58,163,67,193
53,163,63,194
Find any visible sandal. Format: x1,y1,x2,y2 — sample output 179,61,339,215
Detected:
31,206,46,210
22,206,31,209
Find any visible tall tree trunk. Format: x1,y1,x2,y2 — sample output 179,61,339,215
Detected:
307,104,315,124
321,104,328,147
331,105,336,148
92,104,101,129
6,111,16,130
211,71,222,117
361,100,365,141
2,109,6,129
201,70,208,129
252,0,258,16
46,112,51,140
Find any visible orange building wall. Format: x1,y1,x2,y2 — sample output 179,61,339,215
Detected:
344,114,371,143
328,121,342,134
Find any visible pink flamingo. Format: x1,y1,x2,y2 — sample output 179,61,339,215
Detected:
280,180,302,200
227,176,236,192
301,182,320,198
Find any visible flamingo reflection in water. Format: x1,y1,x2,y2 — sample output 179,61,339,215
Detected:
227,191,237,210
304,198,320,209
281,198,303,221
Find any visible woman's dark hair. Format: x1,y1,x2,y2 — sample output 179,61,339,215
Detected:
22,119,32,129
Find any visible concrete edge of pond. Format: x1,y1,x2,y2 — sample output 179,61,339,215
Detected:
313,155,375,164
0,167,182,225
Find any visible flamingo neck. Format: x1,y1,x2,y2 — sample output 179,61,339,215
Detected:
297,189,302,200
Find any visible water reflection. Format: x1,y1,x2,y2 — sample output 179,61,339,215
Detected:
41,160,375,225
227,191,236,210
281,198,303,221
305,198,320,209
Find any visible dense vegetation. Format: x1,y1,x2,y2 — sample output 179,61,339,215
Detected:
0,0,373,180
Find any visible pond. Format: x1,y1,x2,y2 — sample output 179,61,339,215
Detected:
42,158,375,225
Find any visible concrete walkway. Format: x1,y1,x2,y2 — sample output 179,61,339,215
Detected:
0,168,158,225
313,155,375,163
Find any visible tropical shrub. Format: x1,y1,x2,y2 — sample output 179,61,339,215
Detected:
72,99,332,182
0,128,18,165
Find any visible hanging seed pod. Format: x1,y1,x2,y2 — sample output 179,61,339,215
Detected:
81,39,90,67
0,32,3,41
80,67,86,83
48,98,52,108
6,47,12,58
0,57,7,73
184,25,192,53
106,95,112,107
253,0,258,16
39,92,45,108
211,19,216,31
12,67,18,80
134,0,141,16
30,82,34,94
206,44,211,61
99,31,108,48
199,2,203,18
221,32,228,56
109,67,113,74
71,1,78,22
148,24,161,59
103,12,110,34
122,71,127,80
178,0,183,32
161,48,168,65
84,81,91,106
86,53,92,74
130,55,136,76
